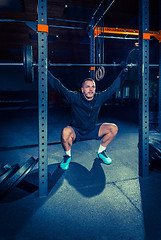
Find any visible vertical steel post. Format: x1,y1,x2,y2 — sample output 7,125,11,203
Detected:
101,2,104,64
139,0,149,177
159,0,161,132
90,17,95,79
96,36,100,64
38,0,48,196
159,44,161,132
95,3,104,66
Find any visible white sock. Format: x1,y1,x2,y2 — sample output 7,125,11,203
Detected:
98,144,106,154
65,149,71,156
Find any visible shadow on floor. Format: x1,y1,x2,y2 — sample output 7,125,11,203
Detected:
0,158,107,239
0,158,106,203
48,158,106,198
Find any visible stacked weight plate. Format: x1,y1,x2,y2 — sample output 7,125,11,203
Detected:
0,157,38,199
0,163,20,184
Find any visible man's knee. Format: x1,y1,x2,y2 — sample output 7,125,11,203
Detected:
112,124,118,136
99,123,118,137
61,126,76,142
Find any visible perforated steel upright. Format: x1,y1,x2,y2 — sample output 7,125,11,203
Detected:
139,0,149,177
38,0,48,196
90,17,95,79
159,0,161,132
159,47,161,131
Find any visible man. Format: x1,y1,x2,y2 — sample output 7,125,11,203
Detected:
48,68,128,170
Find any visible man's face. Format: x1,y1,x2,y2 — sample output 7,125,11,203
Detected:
81,80,96,101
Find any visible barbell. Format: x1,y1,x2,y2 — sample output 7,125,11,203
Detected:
0,45,159,83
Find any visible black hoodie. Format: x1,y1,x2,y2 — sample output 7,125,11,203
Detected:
48,69,128,135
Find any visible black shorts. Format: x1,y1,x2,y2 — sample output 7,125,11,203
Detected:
72,123,102,142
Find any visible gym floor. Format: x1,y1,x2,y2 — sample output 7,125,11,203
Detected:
0,106,161,240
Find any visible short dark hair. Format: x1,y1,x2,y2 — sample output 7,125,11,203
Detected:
81,78,95,87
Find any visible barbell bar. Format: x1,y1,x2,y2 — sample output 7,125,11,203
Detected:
0,62,137,67
0,62,158,67
0,63,23,66
49,63,137,67
0,45,159,83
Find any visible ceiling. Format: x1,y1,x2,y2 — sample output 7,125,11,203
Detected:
0,0,159,64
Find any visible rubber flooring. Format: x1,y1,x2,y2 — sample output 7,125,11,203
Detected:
0,108,161,240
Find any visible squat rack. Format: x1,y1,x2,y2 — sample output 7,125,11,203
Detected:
37,0,161,197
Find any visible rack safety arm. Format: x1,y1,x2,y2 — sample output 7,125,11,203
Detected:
94,27,161,43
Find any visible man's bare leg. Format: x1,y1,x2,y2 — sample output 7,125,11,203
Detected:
97,123,118,164
60,126,76,170
98,123,118,147
61,126,76,152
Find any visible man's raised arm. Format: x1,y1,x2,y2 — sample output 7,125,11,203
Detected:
47,70,76,103
100,68,129,102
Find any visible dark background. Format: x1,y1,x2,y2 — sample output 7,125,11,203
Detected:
0,0,159,91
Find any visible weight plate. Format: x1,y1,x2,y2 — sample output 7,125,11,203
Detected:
26,45,33,83
126,48,138,63
23,45,34,83
23,45,27,81
126,48,139,82
0,157,38,198
0,164,20,184
0,164,11,176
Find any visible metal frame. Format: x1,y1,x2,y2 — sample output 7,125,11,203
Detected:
90,0,151,178
159,1,161,132
159,45,161,131
138,0,149,177
28,0,159,194
96,2,104,65
90,1,105,79
38,0,48,196
0,0,158,196
90,17,95,79
91,0,116,28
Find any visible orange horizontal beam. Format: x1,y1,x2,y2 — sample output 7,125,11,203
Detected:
150,31,161,42
94,27,161,42
94,27,139,37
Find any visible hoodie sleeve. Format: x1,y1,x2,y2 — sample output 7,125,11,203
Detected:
99,68,128,103
47,70,77,103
